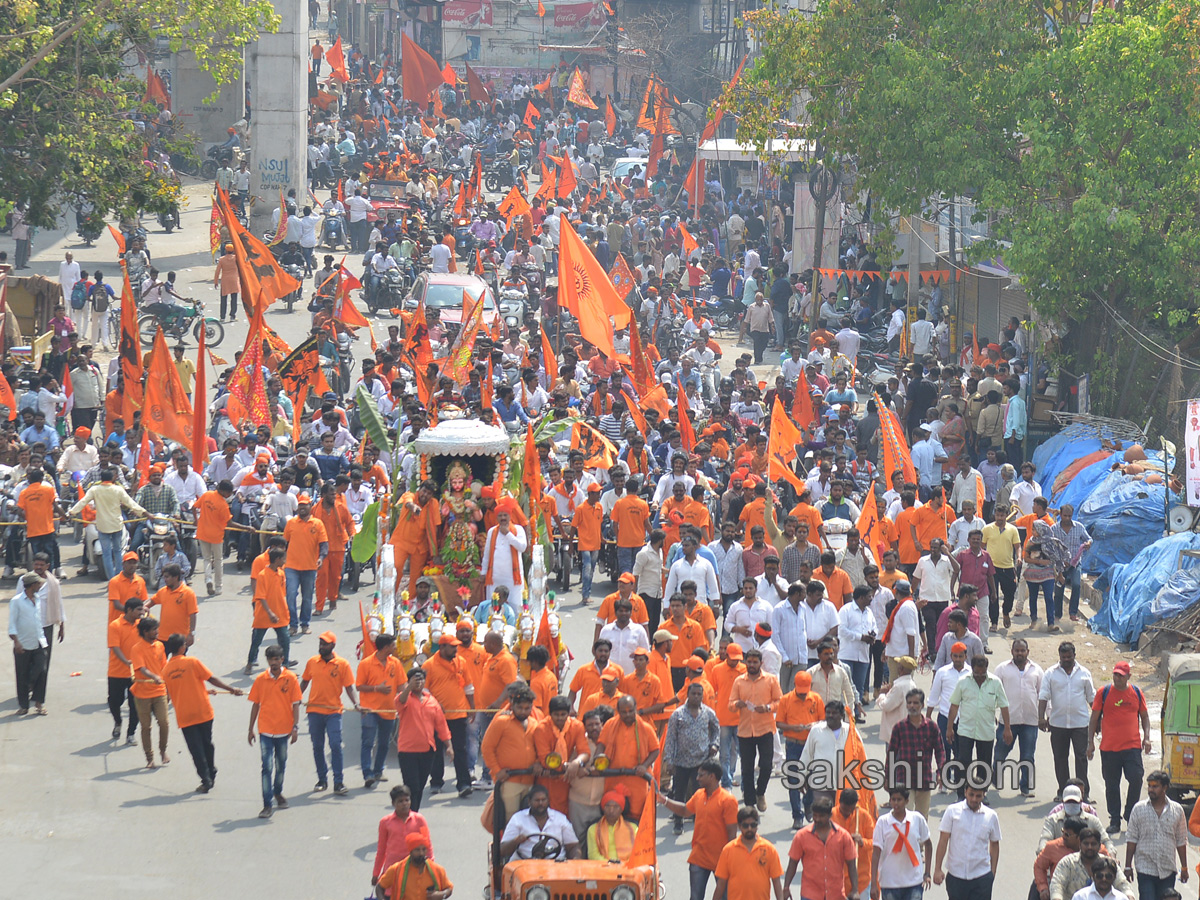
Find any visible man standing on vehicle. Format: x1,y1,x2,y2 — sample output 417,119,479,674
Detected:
346,188,373,253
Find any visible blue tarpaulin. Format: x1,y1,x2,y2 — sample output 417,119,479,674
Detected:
1037,437,1105,494
1090,532,1200,644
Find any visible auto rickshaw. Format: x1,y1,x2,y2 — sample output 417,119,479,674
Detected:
1161,653,1200,798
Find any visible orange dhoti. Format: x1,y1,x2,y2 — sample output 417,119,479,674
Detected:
392,542,430,595
316,549,345,611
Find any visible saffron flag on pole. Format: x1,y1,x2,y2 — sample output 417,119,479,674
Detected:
442,63,457,85
605,98,617,137
118,262,143,422
792,367,817,440
0,369,16,421
522,422,541,501
571,421,618,470
557,155,578,198
217,190,301,314
277,334,332,401
678,222,699,260
855,486,884,559
209,196,221,258
403,301,434,372
557,220,618,358
627,320,655,397
567,68,597,109
498,185,532,224
227,309,271,427
677,385,696,451
537,0,546,15
540,327,557,387
626,769,658,868
646,132,663,178
400,32,445,103
266,189,288,247
464,63,490,104
192,323,209,466
609,253,637,301
874,391,916,485
442,290,486,384
142,326,195,448
523,100,541,128
767,397,809,493
533,163,557,203
326,37,350,83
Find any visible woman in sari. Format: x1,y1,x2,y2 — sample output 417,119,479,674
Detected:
938,402,967,475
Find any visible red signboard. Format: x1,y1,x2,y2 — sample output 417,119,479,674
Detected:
553,1,604,28
444,0,493,26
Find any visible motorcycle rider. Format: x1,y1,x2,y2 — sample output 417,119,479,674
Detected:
233,453,275,568
366,241,398,307
320,192,346,248
131,463,181,552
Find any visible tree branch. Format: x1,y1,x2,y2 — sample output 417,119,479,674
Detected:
0,0,116,95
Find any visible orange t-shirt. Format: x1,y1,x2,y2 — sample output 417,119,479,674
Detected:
284,515,329,570
314,498,356,547
390,494,441,550
597,713,660,769
709,660,748,727
195,490,233,544
18,482,57,537
356,652,407,717
686,786,741,870
107,616,141,678
532,715,589,765
476,648,519,710
253,567,290,629
130,638,167,698
571,502,604,552
913,504,951,547
480,711,537,783
714,837,783,900
302,653,355,714
619,670,667,715
894,506,921,565
163,654,216,728
595,591,649,625
675,674,716,709
108,572,148,614
569,661,625,703
249,668,302,734
662,616,707,668
579,688,625,719
789,502,825,541
422,652,471,719
456,641,488,690
687,602,717,636
812,567,853,609
529,666,559,716
739,498,767,545
683,500,713,542
251,550,271,582
776,690,825,742
612,494,651,548
150,583,198,638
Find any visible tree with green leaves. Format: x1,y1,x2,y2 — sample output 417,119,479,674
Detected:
727,0,1200,420
0,0,279,227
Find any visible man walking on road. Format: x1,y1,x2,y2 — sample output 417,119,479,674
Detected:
993,637,1043,797
1088,660,1151,834
300,632,359,795
947,655,1011,799
1039,641,1096,800
729,646,782,812
1124,771,1189,900
933,785,1001,900
162,633,243,792
248,644,302,819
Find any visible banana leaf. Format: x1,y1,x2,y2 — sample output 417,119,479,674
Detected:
355,384,393,459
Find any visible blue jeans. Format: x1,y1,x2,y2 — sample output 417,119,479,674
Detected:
993,721,1038,793
360,712,395,781
27,533,59,570
773,307,788,348
1054,566,1082,618
579,549,597,599
286,568,317,627
845,660,870,701
689,863,713,900
882,887,925,900
1028,580,1054,624
616,546,637,575
1137,873,1176,900
719,724,739,788
308,711,343,786
259,735,289,807
97,530,123,580
785,738,810,821
465,714,480,774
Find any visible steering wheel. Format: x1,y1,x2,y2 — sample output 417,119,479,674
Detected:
529,835,564,860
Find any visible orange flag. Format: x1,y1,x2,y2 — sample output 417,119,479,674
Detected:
557,220,618,358
374,66,384,85
482,355,494,409
646,132,663,178
557,155,578,198
533,163,557,203
227,308,270,427
0,370,16,421
420,119,436,139
540,327,557,386
636,76,659,130
605,97,617,137
108,224,126,256
118,263,143,422
626,767,658,869
678,222,699,260
627,323,654,397
523,100,541,128
135,427,152,488
537,0,545,15
442,63,457,85
497,185,531,224
400,32,445,103
677,385,696,451
684,157,705,211
875,392,916,485
792,367,816,439
217,190,301,314
571,421,618,469
567,68,597,109
403,301,434,371
142,327,195,448
522,422,541,500
640,384,671,420
192,323,209,466
292,384,309,445
975,472,987,512
855,487,884,558
768,397,809,492
619,387,649,438
326,37,350,83
464,63,490,103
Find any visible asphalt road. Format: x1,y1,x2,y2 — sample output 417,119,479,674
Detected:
0,184,1178,899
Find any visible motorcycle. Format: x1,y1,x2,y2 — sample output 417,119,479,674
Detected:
137,514,178,589
76,210,103,246
157,206,181,234
483,163,526,193
321,213,348,250
0,475,29,575
703,294,743,333
138,298,225,347
282,263,306,312
366,268,407,314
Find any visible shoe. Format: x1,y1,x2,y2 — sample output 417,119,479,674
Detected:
3,566,13,578
1048,624,1061,633
985,647,994,654
301,626,311,634
458,787,473,798
258,806,273,819
112,724,121,740
673,819,683,835
284,660,299,667
365,778,377,788
126,735,137,746
1030,618,1039,627
756,794,767,812
1107,821,1121,835
1070,614,1081,623
205,580,215,597
17,707,29,716
793,818,805,829
289,626,299,636
378,775,389,782
243,663,254,675
1003,615,1011,628
197,781,212,793
429,784,442,795
1020,788,1034,798
333,783,348,796
77,567,90,577
314,781,328,791
274,793,288,808
160,752,170,765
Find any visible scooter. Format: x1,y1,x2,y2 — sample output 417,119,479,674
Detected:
321,213,348,250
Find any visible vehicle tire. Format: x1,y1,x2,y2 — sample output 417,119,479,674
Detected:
137,314,160,346
200,160,218,180
194,317,225,347
484,173,500,193
146,545,161,590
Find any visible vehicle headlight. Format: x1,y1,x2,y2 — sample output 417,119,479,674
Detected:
612,885,636,900
526,886,551,900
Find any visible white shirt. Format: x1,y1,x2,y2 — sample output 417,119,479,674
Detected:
771,599,808,667
873,810,931,889
800,599,840,656
928,662,967,717
949,469,984,513
429,243,452,273
884,598,921,657
799,721,849,775
913,554,955,605
484,524,529,589
878,673,915,743
910,319,935,356
1038,662,1096,729
59,259,82,297
938,801,1001,880
835,327,861,363
753,574,790,609
726,597,775,653
500,807,577,860
836,603,877,663
597,620,650,673
1071,889,1128,900
948,516,986,553
1010,480,1044,517
346,194,373,223
887,307,906,341
164,469,207,507
869,585,893,634
993,658,1044,726
663,556,721,607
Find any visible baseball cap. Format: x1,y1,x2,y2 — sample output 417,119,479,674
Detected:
319,631,337,644
437,634,460,646
123,551,139,562
587,483,602,493
631,647,650,658
618,573,636,584
1062,785,1083,802
725,644,744,659
652,629,673,644
1113,661,1131,675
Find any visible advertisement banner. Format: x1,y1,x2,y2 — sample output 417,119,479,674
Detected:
1187,398,1200,506
554,1,604,28
444,0,493,27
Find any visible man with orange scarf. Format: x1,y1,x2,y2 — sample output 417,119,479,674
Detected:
532,695,591,814
595,695,660,817
481,503,528,599
586,787,639,862
390,480,441,595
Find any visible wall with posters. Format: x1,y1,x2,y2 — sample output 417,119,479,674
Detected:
442,0,611,77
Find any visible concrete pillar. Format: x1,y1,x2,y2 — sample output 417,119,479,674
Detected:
248,0,309,233
169,50,244,147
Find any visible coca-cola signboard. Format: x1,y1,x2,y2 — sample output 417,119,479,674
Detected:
553,1,604,28
444,0,493,26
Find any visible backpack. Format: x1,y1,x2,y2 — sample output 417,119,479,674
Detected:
70,280,88,310
90,284,109,312
1095,683,1144,729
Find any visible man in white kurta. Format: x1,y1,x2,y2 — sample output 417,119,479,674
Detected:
482,508,529,599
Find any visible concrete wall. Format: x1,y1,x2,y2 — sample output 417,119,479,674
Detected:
169,51,245,148
248,0,309,232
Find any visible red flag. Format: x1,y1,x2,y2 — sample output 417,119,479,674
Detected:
142,327,195,448
326,37,350,83
677,383,696,451
401,32,445,103
192,323,209,466
464,63,490,104
557,220,618,358
605,97,616,137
